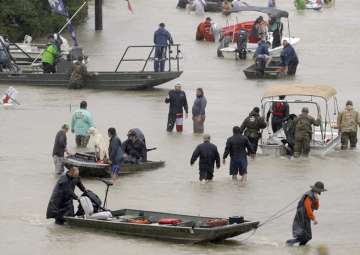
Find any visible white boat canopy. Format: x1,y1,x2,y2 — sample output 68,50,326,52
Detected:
262,84,337,101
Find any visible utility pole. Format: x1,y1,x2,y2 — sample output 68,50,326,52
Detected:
95,0,103,30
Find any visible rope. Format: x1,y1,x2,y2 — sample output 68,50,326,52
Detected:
237,228,258,242
258,195,302,228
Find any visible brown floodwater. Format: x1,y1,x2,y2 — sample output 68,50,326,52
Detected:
0,0,360,254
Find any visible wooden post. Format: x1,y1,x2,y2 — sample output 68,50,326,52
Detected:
95,0,103,30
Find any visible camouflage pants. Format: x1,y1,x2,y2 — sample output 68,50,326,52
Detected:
75,135,90,148
294,134,311,157
341,131,357,149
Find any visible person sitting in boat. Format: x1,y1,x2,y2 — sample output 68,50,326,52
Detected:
88,127,108,162
68,56,90,89
122,130,147,163
41,35,59,74
266,95,290,133
280,40,299,75
254,40,271,64
46,166,87,225
196,17,215,42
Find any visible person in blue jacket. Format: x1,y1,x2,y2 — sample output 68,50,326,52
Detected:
280,40,299,75
108,127,123,181
153,23,174,72
71,101,95,148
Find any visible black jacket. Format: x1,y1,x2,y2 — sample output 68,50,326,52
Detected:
223,134,254,160
191,142,220,169
165,90,188,114
46,174,85,219
108,135,123,165
122,138,147,161
240,111,267,139
52,130,67,157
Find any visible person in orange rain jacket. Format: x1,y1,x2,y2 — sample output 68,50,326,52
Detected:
196,17,215,42
286,181,327,246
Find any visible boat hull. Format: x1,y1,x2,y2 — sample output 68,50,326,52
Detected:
64,209,259,243
0,71,182,90
220,37,300,60
63,157,165,178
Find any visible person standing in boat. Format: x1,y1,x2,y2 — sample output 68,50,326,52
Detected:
41,35,59,74
154,23,174,72
52,124,70,175
280,40,299,75
108,127,124,181
337,100,360,150
266,95,289,133
165,83,189,132
239,107,267,154
293,107,321,157
190,134,220,182
192,88,207,134
46,167,87,225
71,101,95,148
223,126,255,183
286,181,327,246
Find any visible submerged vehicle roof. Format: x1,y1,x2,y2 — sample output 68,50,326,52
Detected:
229,5,289,18
262,85,337,100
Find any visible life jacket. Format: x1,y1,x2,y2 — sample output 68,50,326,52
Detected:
272,102,286,117
196,22,214,42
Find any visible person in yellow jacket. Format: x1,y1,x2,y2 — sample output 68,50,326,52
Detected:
41,35,59,73
337,100,360,150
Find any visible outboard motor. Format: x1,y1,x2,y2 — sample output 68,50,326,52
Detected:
236,29,248,60
255,55,266,76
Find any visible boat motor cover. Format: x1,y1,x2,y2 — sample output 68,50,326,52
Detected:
79,196,94,217
88,211,112,220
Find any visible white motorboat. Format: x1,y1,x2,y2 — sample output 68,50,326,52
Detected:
259,84,340,156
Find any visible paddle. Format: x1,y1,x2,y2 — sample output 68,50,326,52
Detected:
146,147,157,152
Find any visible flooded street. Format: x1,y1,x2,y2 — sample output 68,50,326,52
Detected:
1,0,360,254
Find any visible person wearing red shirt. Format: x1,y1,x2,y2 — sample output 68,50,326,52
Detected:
286,181,327,246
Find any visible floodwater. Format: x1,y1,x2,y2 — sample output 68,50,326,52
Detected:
0,0,360,254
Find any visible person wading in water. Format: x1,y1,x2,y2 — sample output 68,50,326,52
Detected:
286,181,327,246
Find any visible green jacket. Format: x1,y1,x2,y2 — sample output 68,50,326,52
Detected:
71,109,94,136
41,44,58,65
295,114,321,138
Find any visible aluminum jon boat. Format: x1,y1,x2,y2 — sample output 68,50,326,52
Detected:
64,209,259,243
0,44,183,90
64,153,165,177
259,84,340,156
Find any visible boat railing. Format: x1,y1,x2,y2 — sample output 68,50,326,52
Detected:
115,44,182,72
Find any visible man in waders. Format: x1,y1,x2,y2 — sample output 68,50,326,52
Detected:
293,107,321,157
286,181,327,246
165,83,188,132
240,107,267,153
190,134,220,182
337,100,360,150
223,126,255,183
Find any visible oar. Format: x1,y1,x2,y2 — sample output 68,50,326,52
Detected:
147,147,157,152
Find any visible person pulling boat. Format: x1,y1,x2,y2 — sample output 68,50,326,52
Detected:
286,181,327,246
